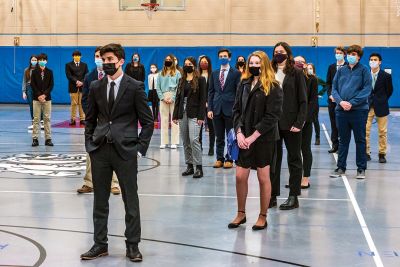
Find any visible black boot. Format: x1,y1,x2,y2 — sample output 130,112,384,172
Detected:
379,153,387,163
193,165,203,178
208,146,214,156
279,196,299,210
182,164,194,176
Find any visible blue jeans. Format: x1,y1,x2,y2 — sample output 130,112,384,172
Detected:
336,109,368,171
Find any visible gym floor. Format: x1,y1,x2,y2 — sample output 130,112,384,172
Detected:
0,105,399,267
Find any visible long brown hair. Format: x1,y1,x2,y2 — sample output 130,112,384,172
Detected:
161,54,177,77
242,51,279,96
178,56,200,93
24,55,37,81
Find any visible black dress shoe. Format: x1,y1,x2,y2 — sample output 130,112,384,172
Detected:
193,165,203,178
279,196,299,210
366,154,371,161
182,164,194,176
45,139,54,146
268,196,277,208
228,211,246,229
126,244,143,262
285,184,289,188
32,138,39,147
80,244,108,260
208,148,214,156
378,154,386,163
252,214,268,231
328,147,338,153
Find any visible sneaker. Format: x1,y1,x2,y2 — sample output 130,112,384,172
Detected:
111,187,121,195
378,154,387,163
356,169,366,179
159,145,166,149
213,160,224,168
45,139,54,146
170,144,177,149
32,138,39,147
223,161,233,169
330,168,345,178
28,124,33,130
77,185,93,194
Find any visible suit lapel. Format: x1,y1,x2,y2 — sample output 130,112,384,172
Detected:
111,75,128,115
373,70,383,91
100,78,110,115
222,68,233,91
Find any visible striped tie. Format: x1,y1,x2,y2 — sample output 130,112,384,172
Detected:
220,69,226,90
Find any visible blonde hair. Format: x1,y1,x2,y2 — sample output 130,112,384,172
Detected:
242,51,279,96
161,54,177,77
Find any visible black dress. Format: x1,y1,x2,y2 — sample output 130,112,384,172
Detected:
232,78,283,169
124,63,145,82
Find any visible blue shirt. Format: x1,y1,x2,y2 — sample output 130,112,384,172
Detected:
331,63,372,111
156,70,182,101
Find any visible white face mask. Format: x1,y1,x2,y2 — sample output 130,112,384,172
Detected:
150,67,157,73
307,69,314,75
369,61,379,69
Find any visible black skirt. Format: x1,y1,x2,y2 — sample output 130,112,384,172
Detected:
236,140,275,169
148,89,159,103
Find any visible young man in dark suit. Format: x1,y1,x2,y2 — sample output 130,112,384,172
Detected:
207,48,241,169
326,46,348,153
65,50,89,125
81,43,154,262
30,53,54,147
366,53,393,163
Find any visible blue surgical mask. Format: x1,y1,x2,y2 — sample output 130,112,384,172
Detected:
95,58,103,68
31,60,37,66
219,57,230,66
38,61,47,67
347,55,358,65
335,54,344,61
133,57,139,62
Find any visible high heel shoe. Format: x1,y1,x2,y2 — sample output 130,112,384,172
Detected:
252,214,268,231
228,211,246,229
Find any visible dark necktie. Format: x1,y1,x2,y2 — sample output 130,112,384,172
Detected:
152,77,155,90
108,81,115,111
76,62,79,67
220,69,226,90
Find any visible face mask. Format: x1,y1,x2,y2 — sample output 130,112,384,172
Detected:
133,57,139,62
150,67,157,73
183,65,194,74
273,53,287,64
369,61,379,69
95,58,103,68
31,60,37,66
164,60,173,67
38,61,47,67
249,66,261,76
294,62,304,69
335,54,344,61
307,69,314,75
347,55,358,65
73,56,81,62
199,62,208,70
237,61,245,67
103,62,119,76
219,57,230,66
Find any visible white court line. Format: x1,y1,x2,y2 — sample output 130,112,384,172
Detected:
322,123,384,267
0,190,348,201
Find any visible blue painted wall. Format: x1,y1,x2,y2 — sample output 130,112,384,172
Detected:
1,46,399,107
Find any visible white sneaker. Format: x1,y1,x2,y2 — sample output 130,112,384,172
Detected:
170,144,177,149
160,145,166,149
28,125,33,130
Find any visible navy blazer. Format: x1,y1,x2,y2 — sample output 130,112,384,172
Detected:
207,67,241,117
369,69,393,117
82,68,102,114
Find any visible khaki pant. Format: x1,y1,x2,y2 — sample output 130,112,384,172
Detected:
83,153,119,188
32,100,51,140
366,108,388,155
70,92,85,120
160,100,179,145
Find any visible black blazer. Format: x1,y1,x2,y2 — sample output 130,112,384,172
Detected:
85,74,154,159
369,69,393,117
278,68,308,130
30,68,54,101
125,63,146,82
326,62,348,103
233,79,283,142
82,68,102,114
208,67,241,117
305,75,319,122
65,61,89,93
173,76,207,120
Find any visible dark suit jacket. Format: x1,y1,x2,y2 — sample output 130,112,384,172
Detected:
278,68,308,130
82,68,101,114
65,61,89,93
369,69,393,117
85,74,154,159
208,67,241,117
173,76,207,120
30,68,54,101
305,75,319,122
326,62,348,103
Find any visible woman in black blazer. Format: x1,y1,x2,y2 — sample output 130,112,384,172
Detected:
228,51,283,231
173,56,207,178
125,53,145,82
270,42,307,210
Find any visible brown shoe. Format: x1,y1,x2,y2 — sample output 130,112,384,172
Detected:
223,161,233,169
77,185,93,194
111,187,121,195
213,160,223,168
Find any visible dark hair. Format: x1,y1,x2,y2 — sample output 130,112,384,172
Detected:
94,46,102,56
100,43,125,60
25,55,37,81
131,53,141,63
346,45,363,58
37,53,48,61
369,53,382,61
235,55,246,71
218,48,232,58
335,46,346,54
198,55,212,76
72,50,81,56
272,42,294,74
179,56,200,93
150,63,158,69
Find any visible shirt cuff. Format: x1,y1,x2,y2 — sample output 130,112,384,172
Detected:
137,152,142,158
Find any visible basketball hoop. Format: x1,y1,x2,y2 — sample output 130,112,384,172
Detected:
141,3,159,20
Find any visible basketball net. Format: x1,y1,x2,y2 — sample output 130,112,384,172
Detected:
141,3,159,20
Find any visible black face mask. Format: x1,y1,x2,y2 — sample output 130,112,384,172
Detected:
273,53,288,64
237,61,245,67
103,62,119,76
249,66,261,76
183,65,194,73
164,61,173,67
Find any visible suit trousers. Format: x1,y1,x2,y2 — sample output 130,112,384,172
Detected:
213,113,233,162
366,108,388,155
301,122,313,177
83,152,119,188
70,92,85,120
179,111,202,165
90,143,140,246
328,101,339,148
271,130,303,196
32,100,51,140
160,101,179,146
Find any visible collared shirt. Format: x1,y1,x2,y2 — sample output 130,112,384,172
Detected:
371,69,379,89
336,61,345,70
107,73,124,101
74,61,80,67
275,66,285,86
220,65,230,86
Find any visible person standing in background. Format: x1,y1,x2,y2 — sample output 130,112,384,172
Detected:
148,64,160,123
125,53,145,82
22,55,38,130
235,55,246,75
307,63,321,145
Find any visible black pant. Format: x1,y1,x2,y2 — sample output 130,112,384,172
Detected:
271,130,303,196
207,117,215,150
90,143,140,246
151,100,159,122
302,122,313,177
213,113,233,162
328,101,339,148
313,107,320,139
